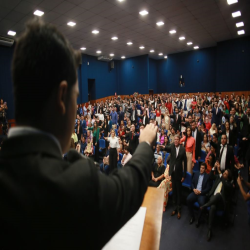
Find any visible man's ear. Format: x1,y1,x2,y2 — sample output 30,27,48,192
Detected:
57,81,68,115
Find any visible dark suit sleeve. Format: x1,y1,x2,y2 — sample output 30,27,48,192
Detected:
228,146,235,171
164,145,172,153
182,148,187,178
200,175,212,195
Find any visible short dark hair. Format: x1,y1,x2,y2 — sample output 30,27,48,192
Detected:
12,19,81,124
200,162,207,169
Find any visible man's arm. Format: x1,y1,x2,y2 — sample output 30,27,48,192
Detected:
237,177,250,201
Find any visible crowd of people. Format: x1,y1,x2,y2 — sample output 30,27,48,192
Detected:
72,91,250,241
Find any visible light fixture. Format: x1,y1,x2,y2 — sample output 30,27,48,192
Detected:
92,30,99,34
7,30,16,36
187,42,193,45
150,50,155,53
232,11,241,18
80,47,86,50
139,46,145,49
194,46,199,49
96,50,102,54
179,36,185,40
227,0,238,5
111,36,118,40
139,10,148,16
237,30,245,35
127,42,133,45
158,53,163,56
156,21,164,26
110,53,114,57
34,10,44,16
164,56,168,59
169,30,176,34
121,56,126,59
236,22,244,27
117,0,124,2
67,21,76,26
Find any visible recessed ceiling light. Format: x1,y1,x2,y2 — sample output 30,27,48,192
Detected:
169,30,176,34
111,36,118,40
179,36,185,40
67,21,76,26
236,22,244,27
92,30,99,34
34,10,44,16
194,46,199,49
227,0,238,5
187,42,193,45
139,10,148,16
117,0,124,2
150,50,155,53
127,42,133,45
121,56,126,59
164,56,168,59
232,11,241,18
96,50,102,54
156,21,164,26
7,30,16,36
238,30,245,35
139,46,145,49
80,47,86,50
110,53,114,57
158,53,163,56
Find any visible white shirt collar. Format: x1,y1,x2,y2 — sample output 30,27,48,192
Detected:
8,126,62,154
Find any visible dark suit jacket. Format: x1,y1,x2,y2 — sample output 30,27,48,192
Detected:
170,113,182,131
118,111,124,125
221,129,236,146
211,107,221,126
191,172,211,196
240,114,250,137
126,131,139,154
216,144,235,171
208,169,233,207
163,144,187,180
130,109,138,123
142,115,149,126
0,134,153,250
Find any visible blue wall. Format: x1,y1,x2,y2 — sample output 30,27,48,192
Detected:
0,46,14,119
157,47,216,93
117,55,149,95
216,36,250,92
149,58,158,94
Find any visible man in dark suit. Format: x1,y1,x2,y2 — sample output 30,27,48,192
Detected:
170,107,182,132
161,135,187,219
126,124,139,155
211,101,221,127
201,162,233,241
0,20,158,250
118,106,124,125
130,105,138,125
191,120,202,160
186,163,212,226
141,110,149,126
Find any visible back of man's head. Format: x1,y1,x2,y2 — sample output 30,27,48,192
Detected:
12,19,81,125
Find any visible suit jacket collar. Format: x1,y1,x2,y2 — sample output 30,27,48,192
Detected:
1,134,63,160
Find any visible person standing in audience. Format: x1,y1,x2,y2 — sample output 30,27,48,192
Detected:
126,124,139,154
201,134,210,154
88,121,100,162
149,156,165,187
118,106,124,125
160,135,187,219
191,120,202,161
180,127,196,174
187,162,211,226
211,101,221,127
75,119,83,142
121,147,132,167
71,128,78,146
104,129,120,172
201,162,233,241
80,137,87,154
110,106,118,126
141,110,149,126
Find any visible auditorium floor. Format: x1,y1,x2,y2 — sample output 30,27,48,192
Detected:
160,162,250,250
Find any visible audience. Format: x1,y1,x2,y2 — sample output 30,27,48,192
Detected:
149,156,165,187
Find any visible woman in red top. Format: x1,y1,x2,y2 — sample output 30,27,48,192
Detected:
180,127,196,174
155,106,161,125
191,97,197,110
165,98,172,114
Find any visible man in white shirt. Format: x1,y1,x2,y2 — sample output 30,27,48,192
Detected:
121,147,132,166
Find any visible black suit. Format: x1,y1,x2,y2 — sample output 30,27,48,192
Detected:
192,128,202,159
187,172,211,219
216,144,234,172
170,113,181,131
118,111,124,125
164,144,187,212
0,134,153,250
130,109,138,124
127,131,139,155
211,107,221,126
205,169,233,229
142,115,149,126
221,130,236,146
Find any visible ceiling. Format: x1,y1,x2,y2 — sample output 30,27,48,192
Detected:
0,0,249,60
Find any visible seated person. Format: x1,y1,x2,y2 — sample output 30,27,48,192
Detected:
157,155,172,212
149,156,165,187
84,138,93,157
154,144,162,163
237,175,250,226
80,137,87,154
186,162,212,226
201,162,233,241
205,153,215,174
100,148,110,175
